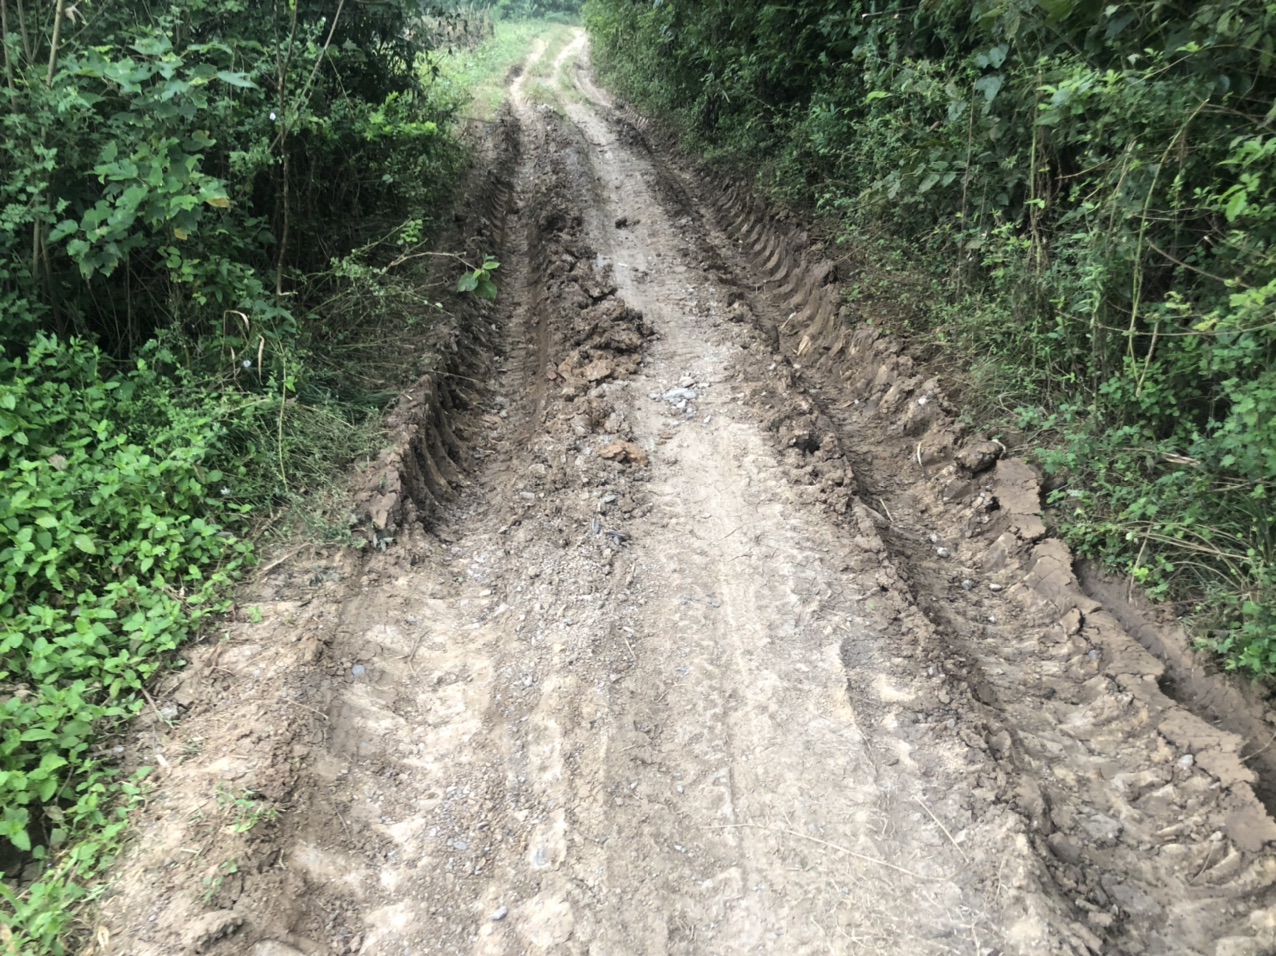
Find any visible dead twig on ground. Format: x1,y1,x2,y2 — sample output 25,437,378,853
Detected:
914,796,969,864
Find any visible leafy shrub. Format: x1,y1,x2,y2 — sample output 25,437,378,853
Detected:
0,335,250,857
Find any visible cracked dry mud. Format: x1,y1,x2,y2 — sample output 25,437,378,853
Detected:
96,32,1276,956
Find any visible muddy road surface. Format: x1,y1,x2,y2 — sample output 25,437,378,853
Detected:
96,33,1276,956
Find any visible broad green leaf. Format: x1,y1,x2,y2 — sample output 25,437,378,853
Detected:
215,70,257,89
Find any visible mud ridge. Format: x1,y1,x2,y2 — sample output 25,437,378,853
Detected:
610,98,1276,953
1077,563,1276,814
351,109,522,541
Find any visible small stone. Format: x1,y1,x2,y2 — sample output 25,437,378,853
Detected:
181,910,243,952
961,579,975,591
989,582,1004,592
159,704,179,721
662,387,698,403
936,547,951,558
351,663,366,678
954,440,1005,475
598,440,649,467
1081,813,1123,844
1179,754,1195,769
491,906,509,922
1247,904,1276,935
1047,832,1083,865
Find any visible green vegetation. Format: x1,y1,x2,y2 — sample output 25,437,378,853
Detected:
0,0,535,950
490,0,583,24
439,18,579,120
585,0,1276,675
213,785,279,835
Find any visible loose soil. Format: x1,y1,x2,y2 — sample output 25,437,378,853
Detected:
93,31,1276,956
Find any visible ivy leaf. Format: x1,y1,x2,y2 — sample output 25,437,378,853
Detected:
38,776,59,802
130,36,173,57
72,534,98,555
1224,188,1248,222
974,74,1003,105
7,825,31,853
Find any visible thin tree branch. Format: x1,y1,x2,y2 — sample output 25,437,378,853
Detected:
46,0,65,84
1,1,17,93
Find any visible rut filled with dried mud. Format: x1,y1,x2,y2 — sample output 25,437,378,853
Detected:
95,33,1276,956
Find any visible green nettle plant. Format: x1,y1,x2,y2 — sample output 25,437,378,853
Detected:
584,0,1276,674
0,335,251,854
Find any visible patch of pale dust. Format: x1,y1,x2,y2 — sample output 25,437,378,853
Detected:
550,30,586,81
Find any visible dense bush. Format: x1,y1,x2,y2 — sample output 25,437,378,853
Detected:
585,0,1276,674
0,336,249,849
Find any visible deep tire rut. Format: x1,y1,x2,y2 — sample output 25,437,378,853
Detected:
94,30,1276,956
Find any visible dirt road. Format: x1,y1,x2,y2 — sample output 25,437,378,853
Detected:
97,32,1276,956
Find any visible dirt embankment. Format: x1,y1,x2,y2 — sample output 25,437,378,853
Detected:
91,31,1276,956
